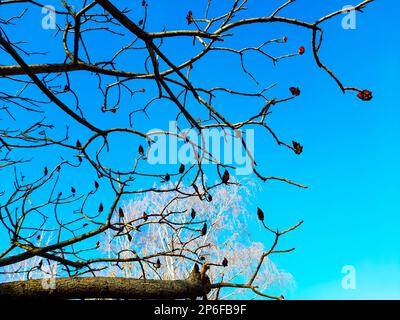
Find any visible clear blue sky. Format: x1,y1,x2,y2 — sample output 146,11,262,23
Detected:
233,0,400,299
0,0,398,299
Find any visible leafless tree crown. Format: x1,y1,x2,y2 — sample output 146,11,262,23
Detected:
0,0,373,299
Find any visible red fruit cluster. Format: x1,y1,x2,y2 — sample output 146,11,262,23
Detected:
292,141,303,155
357,89,373,101
289,87,301,96
298,46,305,55
186,10,193,24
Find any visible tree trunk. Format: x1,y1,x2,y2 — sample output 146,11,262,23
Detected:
0,267,211,299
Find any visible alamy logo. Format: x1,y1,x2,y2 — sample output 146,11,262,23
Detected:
342,5,357,30
41,5,56,30
341,265,356,290
146,121,255,175
41,261,58,290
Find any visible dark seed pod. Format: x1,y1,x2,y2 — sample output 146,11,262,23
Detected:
221,170,230,184
257,207,264,221
138,144,144,155
200,223,207,236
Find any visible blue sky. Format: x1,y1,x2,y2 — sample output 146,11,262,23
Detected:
0,0,399,299
239,0,400,299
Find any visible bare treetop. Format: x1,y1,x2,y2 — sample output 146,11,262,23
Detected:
0,0,374,299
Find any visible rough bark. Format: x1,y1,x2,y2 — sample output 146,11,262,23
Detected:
0,268,211,300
